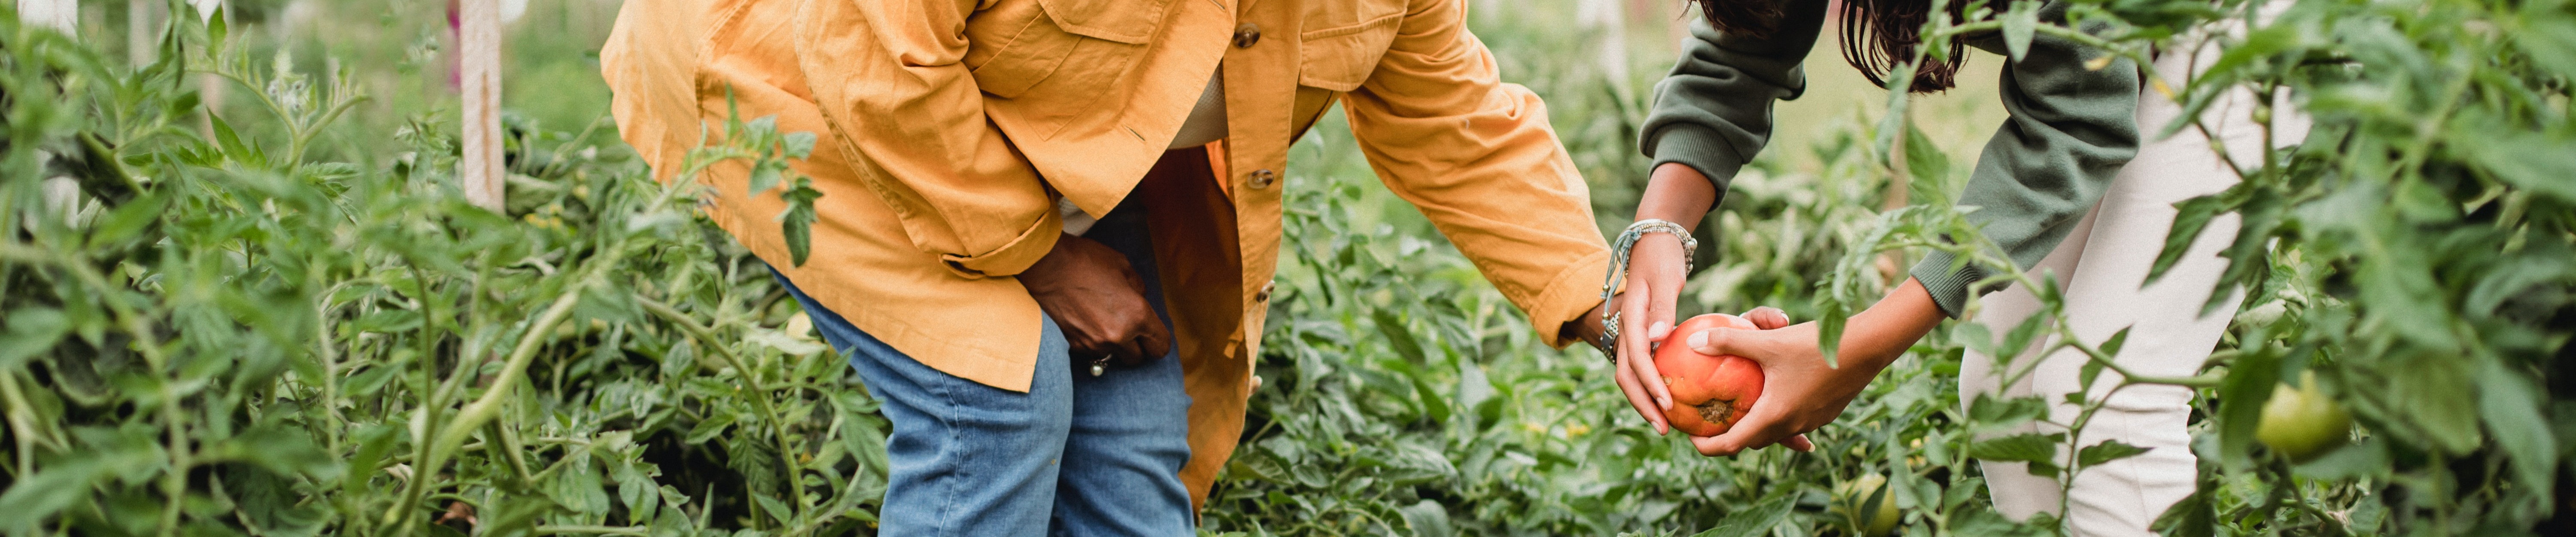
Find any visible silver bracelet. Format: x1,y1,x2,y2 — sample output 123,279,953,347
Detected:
1596,219,1698,361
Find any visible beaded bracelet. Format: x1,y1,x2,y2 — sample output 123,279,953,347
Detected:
1595,219,1697,361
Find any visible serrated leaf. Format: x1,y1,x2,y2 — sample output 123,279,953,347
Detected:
1968,432,2062,462
2149,195,2229,285
2079,326,2131,390
782,132,817,159
1968,394,2049,433
2076,439,2152,467
686,412,738,445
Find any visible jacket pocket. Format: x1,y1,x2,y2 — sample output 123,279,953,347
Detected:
1296,12,1401,92
965,0,1167,100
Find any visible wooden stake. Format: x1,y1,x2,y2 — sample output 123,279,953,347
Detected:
459,0,506,211
128,0,156,67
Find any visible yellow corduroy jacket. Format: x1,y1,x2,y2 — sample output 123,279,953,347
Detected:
601,0,1610,508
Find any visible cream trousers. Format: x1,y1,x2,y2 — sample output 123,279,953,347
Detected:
1955,15,2309,537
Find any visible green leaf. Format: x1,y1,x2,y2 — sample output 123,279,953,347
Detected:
2076,439,2151,467
0,307,71,368
1818,300,1849,369
1397,500,1456,537
2001,0,2040,61
2079,326,2131,390
1902,124,1950,186
1967,394,2049,434
2214,346,2280,467
2149,489,2216,537
1688,490,1795,537
0,458,107,531
747,161,783,196
1371,310,1427,363
2476,358,2555,500
210,113,264,168
686,412,739,445
777,175,823,266
1967,432,2064,466
782,131,817,159
753,491,796,526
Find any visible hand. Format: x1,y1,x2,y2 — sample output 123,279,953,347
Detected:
1019,234,1173,368
1607,233,1692,435
1679,278,1946,456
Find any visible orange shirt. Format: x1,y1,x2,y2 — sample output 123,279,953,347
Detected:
602,0,1609,507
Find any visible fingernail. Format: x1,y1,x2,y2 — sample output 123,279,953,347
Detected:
1687,330,1709,349
1647,320,1672,340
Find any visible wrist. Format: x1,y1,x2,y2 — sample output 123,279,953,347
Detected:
1635,163,1719,226
1841,278,1946,369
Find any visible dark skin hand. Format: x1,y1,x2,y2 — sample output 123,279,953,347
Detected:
1605,163,1815,451
1020,233,1173,368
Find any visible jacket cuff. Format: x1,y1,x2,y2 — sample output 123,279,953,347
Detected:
939,213,1064,278
1908,250,1991,319
1531,249,1614,349
1645,124,1746,210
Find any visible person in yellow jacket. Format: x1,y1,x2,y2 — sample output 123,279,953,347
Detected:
603,0,1626,533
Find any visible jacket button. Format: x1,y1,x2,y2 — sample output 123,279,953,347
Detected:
1232,23,1261,48
1248,168,1276,189
1256,281,1275,302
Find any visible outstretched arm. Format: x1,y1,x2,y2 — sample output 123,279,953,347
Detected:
1680,278,1946,456
1340,0,1609,348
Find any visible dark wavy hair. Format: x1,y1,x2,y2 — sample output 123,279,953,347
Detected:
1692,0,1968,93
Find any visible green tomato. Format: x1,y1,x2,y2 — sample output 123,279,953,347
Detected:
2255,371,2352,463
1832,473,1902,537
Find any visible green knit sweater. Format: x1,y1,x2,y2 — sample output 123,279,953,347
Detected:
1640,0,2142,316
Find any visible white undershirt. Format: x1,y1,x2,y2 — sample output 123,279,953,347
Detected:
1061,68,1227,236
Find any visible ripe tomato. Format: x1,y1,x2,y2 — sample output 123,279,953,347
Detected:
1652,313,1763,437
2255,371,2352,463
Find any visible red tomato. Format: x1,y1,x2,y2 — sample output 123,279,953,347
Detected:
1653,314,1765,437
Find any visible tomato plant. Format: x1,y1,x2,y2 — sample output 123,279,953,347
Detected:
0,0,2569,536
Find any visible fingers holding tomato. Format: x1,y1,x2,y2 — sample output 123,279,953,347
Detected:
1653,313,1765,437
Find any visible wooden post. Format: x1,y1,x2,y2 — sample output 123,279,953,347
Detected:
128,0,156,67
18,0,76,36
459,0,506,211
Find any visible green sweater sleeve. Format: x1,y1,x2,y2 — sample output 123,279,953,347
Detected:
1637,0,1831,209
1641,1,2140,317
1909,3,2140,317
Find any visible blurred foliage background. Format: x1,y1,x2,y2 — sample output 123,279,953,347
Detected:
1,0,2571,536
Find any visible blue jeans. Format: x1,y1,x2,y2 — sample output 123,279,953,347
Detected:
773,202,1195,537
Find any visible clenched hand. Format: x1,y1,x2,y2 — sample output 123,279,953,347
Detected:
1020,234,1173,369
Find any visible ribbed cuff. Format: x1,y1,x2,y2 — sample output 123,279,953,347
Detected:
1908,250,1989,319
1645,125,1746,210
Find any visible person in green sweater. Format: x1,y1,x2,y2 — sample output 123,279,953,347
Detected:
1604,0,2304,533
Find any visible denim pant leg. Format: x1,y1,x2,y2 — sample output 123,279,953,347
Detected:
1048,205,1196,536
774,274,1072,537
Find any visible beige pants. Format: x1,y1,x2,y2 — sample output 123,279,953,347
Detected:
1956,18,2309,537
